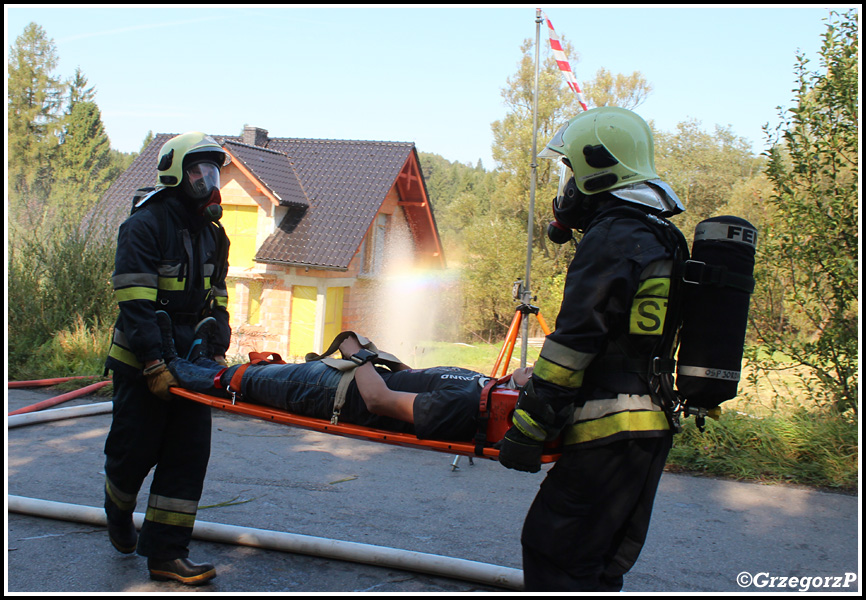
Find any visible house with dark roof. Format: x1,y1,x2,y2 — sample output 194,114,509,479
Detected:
96,126,445,360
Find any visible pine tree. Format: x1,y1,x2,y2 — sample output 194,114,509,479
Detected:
50,101,116,220
7,22,65,219
65,66,96,120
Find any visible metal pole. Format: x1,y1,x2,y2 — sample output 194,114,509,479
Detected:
520,8,543,368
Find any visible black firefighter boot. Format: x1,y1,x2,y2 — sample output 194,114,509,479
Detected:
148,557,217,586
104,486,137,554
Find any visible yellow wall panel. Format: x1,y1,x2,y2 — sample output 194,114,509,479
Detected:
289,285,317,357
222,205,258,269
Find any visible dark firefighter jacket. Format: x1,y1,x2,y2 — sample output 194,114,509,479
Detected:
105,192,230,377
532,204,678,448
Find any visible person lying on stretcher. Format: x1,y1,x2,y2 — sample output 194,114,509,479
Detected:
157,312,532,441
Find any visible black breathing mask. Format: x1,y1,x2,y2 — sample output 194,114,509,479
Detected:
181,160,223,222
547,166,601,243
199,188,223,222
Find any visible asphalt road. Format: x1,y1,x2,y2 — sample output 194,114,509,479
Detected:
6,387,861,594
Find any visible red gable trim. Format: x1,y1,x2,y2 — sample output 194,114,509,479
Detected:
396,151,445,268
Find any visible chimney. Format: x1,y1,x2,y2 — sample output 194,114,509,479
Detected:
243,125,269,147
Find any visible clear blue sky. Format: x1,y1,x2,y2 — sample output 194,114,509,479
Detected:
6,5,846,168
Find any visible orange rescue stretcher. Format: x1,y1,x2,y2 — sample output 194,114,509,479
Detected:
171,377,562,463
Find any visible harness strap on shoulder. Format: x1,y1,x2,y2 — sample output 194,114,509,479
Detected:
304,331,407,424
593,206,691,428
305,331,406,372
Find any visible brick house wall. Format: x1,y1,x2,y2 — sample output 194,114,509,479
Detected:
225,182,418,361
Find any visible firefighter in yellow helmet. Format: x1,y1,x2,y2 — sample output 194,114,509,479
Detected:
498,108,687,591
102,132,231,585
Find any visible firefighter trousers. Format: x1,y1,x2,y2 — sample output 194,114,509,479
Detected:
521,435,672,592
103,372,212,559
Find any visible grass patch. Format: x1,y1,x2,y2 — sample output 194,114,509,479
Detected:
668,408,858,493
410,340,540,374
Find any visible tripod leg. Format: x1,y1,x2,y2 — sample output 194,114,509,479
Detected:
491,310,523,377
535,311,552,336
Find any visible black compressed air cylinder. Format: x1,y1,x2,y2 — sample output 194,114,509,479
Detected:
676,216,758,408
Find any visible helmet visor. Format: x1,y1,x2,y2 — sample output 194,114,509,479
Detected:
182,161,221,200
554,163,575,212
538,121,571,160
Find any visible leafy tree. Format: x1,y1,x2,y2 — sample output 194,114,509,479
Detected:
419,152,498,255
753,10,858,414
485,36,661,336
654,120,761,236
583,67,653,110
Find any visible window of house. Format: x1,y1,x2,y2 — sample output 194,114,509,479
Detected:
361,214,387,276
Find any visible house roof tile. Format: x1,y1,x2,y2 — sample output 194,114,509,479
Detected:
222,140,309,209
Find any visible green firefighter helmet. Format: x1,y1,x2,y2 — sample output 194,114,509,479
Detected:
539,106,659,195
539,107,684,222
156,131,230,189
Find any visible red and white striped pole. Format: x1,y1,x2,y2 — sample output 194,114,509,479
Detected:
542,10,588,111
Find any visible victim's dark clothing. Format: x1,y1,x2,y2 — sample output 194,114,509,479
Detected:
172,358,489,441
103,193,230,560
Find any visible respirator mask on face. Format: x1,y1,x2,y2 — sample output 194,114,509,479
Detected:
182,161,223,221
546,163,599,243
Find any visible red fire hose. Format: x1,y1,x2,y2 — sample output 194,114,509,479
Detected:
7,379,111,416
8,375,100,389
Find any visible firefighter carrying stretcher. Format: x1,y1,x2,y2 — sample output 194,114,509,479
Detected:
500,107,689,592
102,132,232,586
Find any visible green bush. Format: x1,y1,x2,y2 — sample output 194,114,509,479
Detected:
7,218,116,379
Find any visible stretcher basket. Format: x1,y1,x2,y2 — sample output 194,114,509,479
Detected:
172,386,561,462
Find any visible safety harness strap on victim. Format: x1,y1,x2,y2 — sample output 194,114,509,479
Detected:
303,331,407,425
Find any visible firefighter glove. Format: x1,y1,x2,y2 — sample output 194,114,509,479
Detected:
143,360,179,401
498,426,544,473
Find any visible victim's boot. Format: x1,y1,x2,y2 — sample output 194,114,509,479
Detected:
186,316,217,362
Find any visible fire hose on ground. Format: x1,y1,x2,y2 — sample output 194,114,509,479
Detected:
7,393,525,590
8,375,103,389
8,380,112,416
7,495,524,591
